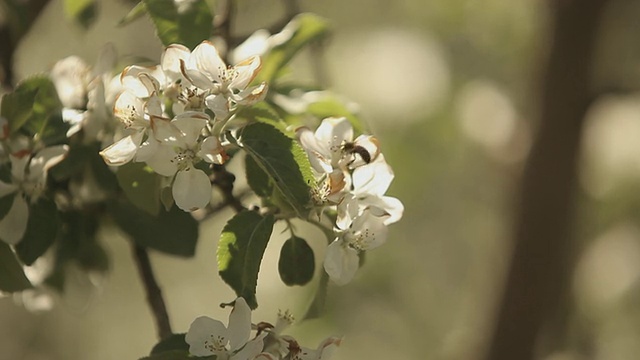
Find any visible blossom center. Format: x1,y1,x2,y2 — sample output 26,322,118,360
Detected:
204,333,227,353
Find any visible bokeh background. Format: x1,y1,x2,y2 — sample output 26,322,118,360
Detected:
4,0,640,359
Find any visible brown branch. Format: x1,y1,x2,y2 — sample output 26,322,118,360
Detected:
483,1,609,359
132,244,173,340
211,164,246,213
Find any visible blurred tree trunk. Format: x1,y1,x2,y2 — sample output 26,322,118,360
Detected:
484,0,608,359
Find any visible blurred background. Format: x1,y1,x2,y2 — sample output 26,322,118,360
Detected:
4,0,640,359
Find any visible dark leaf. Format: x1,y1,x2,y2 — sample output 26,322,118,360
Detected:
278,236,315,286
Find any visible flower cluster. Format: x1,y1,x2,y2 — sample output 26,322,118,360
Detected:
296,117,404,285
0,123,68,245
100,41,267,211
185,297,341,360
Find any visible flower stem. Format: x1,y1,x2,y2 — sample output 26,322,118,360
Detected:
132,244,173,340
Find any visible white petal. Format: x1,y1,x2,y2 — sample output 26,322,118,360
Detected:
205,94,230,120
361,195,404,226
161,44,191,83
139,140,178,177
230,29,271,64
172,168,211,211
150,115,181,143
231,334,266,360
348,210,389,250
190,41,226,84
10,154,29,182
145,93,163,117
227,297,252,352
230,56,262,90
29,145,69,181
315,117,353,153
233,82,268,106
51,56,89,109
0,195,29,245
323,240,359,286
113,91,147,129
172,112,208,145
185,316,228,357
100,132,143,166
120,65,162,98
352,154,394,197
199,136,227,164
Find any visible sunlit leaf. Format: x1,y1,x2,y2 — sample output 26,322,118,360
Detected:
118,1,147,27
239,122,314,217
256,13,330,83
64,0,98,29
217,211,275,309
1,76,67,144
143,0,213,49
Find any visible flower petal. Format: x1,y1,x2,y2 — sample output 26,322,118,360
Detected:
172,112,208,145
190,41,226,84
352,154,394,196
161,44,191,83
230,56,262,90
323,239,359,286
199,136,228,164
172,168,211,211
227,297,252,352
314,117,353,154
138,140,178,177
205,94,230,120
100,132,143,166
0,195,29,245
185,316,228,357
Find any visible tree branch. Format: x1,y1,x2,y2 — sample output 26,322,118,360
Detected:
483,1,609,359
132,244,173,340
211,164,246,213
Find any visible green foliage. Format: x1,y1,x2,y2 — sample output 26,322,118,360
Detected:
110,200,199,257
118,1,147,27
238,122,315,218
116,162,162,216
14,198,60,265
1,76,68,145
278,236,315,286
245,154,273,198
139,350,202,360
256,13,330,83
150,333,189,355
235,102,289,132
143,0,213,49
0,242,32,293
217,211,275,309
63,0,98,29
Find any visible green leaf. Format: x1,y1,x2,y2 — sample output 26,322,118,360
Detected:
0,242,32,293
139,350,203,360
64,0,98,29
217,211,275,309
235,102,288,132
150,333,188,355
110,200,198,257
118,1,147,27
116,162,162,216
1,76,66,143
278,236,314,286
14,198,60,265
256,13,330,83
143,0,213,49
239,122,314,217
245,154,272,198
303,270,329,320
